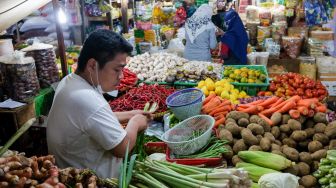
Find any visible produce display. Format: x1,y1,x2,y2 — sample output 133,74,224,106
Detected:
117,68,138,92
314,150,336,187
197,78,248,103
222,66,267,84
178,61,222,83
109,84,175,112
259,72,328,100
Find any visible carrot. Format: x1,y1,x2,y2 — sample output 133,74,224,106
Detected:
204,103,231,114
297,106,308,116
237,107,247,111
203,93,216,106
308,109,315,117
240,105,258,114
276,101,296,113
258,113,273,126
249,100,265,105
289,110,300,119
214,111,228,118
209,106,232,116
260,100,288,117
297,99,318,109
287,95,301,103
214,117,226,128
270,97,284,107
202,97,221,111
214,114,224,120
258,97,279,108
256,105,264,112
316,105,327,113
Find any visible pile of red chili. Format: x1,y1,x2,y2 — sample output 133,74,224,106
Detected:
110,84,175,112
117,68,138,91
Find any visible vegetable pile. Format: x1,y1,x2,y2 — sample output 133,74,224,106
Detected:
222,66,267,84
179,61,222,82
109,84,175,112
314,150,336,187
216,109,336,187
259,72,328,101
117,68,138,92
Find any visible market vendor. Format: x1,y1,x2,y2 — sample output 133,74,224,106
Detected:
46,30,150,178
184,4,221,62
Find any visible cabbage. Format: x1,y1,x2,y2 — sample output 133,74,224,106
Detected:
258,173,299,188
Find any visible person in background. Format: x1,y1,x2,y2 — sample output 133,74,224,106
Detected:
212,0,227,34
220,8,248,65
183,0,197,18
184,4,222,62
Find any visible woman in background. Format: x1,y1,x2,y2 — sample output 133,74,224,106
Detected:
184,4,220,62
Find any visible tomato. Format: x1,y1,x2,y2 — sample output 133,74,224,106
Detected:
258,91,266,96
305,89,313,98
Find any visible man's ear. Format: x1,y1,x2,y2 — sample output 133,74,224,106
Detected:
86,58,97,73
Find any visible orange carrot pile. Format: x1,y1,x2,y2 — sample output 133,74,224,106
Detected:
202,94,233,128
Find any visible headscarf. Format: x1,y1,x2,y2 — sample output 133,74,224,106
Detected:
221,8,248,64
185,4,215,43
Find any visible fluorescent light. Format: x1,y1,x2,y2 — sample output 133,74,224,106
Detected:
57,8,67,24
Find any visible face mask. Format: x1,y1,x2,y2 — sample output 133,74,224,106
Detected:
90,62,119,97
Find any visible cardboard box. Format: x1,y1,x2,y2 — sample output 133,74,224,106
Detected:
318,72,336,81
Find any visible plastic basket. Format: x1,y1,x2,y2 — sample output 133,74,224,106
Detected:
166,88,204,120
173,81,198,89
161,115,215,155
222,65,270,96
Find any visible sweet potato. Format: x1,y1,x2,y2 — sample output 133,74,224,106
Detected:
238,118,249,127
283,147,299,161
282,114,291,124
329,139,336,150
305,128,315,138
314,123,327,133
264,132,276,142
280,124,290,133
325,121,336,139
241,128,259,146
313,133,329,145
249,145,262,151
219,129,233,144
247,123,264,135
282,138,297,148
290,130,307,142
299,152,312,164
297,162,310,176
271,143,281,151
313,112,328,124
271,126,280,139
270,112,282,126
288,119,302,131
260,138,271,151
227,111,249,121
299,175,317,188
233,139,247,154
311,149,327,161
308,141,323,153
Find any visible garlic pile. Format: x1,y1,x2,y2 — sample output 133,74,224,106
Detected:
177,61,222,82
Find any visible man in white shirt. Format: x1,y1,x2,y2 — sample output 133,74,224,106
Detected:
47,30,149,178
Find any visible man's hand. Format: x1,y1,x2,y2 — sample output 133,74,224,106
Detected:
129,114,149,132
129,110,154,120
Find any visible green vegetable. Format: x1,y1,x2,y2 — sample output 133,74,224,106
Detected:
319,177,330,185
236,162,278,182
321,158,331,165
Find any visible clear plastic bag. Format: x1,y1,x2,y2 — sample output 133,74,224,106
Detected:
246,21,260,46
246,6,259,21
282,36,302,59
257,26,271,47
265,40,280,58
272,22,287,43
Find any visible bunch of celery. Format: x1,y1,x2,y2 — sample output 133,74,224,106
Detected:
129,160,252,188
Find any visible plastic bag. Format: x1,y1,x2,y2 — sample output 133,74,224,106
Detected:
265,40,280,58
282,36,302,59
246,21,260,46
246,6,259,21
259,173,299,188
272,22,287,43
167,38,185,57
20,17,50,32
257,26,271,47
247,52,257,65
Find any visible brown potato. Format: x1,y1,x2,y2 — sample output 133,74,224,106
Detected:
308,141,323,153
282,138,297,148
225,122,241,137
325,121,336,139
222,145,233,160
313,112,328,124
270,112,282,126
247,123,264,135
290,130,307,142
264,132,276,142
219,129,233,144
282,114,291,124
282,147,299,161
288,119,302,131
299,175,317,188
313,133,329,145
297,116,307,124
312,161,320,172
299,152,312,164
280,124,290,133
258,119,271,132
329,139,336,150
298,140,310,150
238,118,250,127
271,126,280,139
241,128,259,146
311,149,327,161
274,140,282,146
233,139,247,154
314,123,327,133
227,111,249,121
232,155,242,166
272,150,286,157
297,162,310,176
283,164,299,176
249,145,262,151
249,115,260,124
260,138,271,151
271,143,281,151
304,128,315,138
256,135,263,143
279,133,288,141
225,118,236,125
304,119,315,129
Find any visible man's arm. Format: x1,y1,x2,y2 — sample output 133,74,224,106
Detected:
114,111,133,123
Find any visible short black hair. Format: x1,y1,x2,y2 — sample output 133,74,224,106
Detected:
77,29,133,72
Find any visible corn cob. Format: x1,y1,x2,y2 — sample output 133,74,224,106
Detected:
252,182,260,188
236,162,278,182
238,151,293,171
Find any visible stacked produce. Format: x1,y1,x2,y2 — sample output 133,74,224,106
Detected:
178,61,222,82
314,150,336,187
109,84,175,112
217,109,336,187
259,72,328,100
197,78,248,103
222,66,267,84
117,68,138,92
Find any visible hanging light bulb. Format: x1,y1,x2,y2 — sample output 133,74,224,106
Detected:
58,8,67,24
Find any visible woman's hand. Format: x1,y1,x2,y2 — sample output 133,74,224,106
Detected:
216,28,224,36
129,110,154,120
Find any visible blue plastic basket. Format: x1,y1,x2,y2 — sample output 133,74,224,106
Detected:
166,88,204,121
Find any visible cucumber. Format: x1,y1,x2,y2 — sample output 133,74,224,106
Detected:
319,177,330,185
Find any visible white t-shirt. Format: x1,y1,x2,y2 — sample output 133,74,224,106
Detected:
46,73,126,178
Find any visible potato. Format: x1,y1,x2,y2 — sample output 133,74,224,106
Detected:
313,112,328,124
299,152,312,164
256,135,263,142
260,138,271,151
297,162,310,176
282,114,291,124
271,126,280,139
304,128,315,138
270,112,282,126
271,150,286,157
227,111,249,121
313,133,329,145
218,124,225,130
314,123,327,133
238,118,249,127
290,130,307,142
311,149,327,161
233,139,247,154
283,164,299,176
288,119,302,131
279,133,288,141
225,122,241,136
249,145,262,151
233,138,238,145
247,123,264,135
280,124,290,133
219,129,233,144
304,119,315,129
282,147,299,161
274,140,282,146
271,143,281,151
232,155,242,166
241,128,259,146
222,145,233,160
299,175,317,188
225,118,236,125
312,161,320,172
325,121,336,139
297,116,307,124
308,141,323,153
258,119,271,132
329,139,336,150
250,115,261,124
298,140,310,149
264,132,275,142
282,138,297,148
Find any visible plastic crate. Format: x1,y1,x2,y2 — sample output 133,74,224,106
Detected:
222,65,270,96
173,81,197,89
137,80,173,86
34,87,55,117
